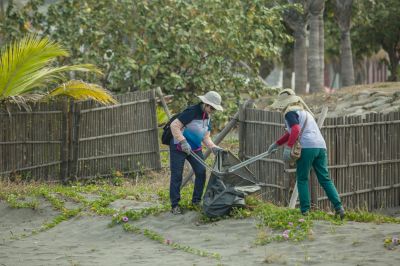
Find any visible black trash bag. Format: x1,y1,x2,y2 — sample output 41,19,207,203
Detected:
202,151,260,218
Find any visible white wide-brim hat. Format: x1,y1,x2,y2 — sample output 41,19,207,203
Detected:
198,91,223,111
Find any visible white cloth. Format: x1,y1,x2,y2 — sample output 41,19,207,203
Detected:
285,110,326,149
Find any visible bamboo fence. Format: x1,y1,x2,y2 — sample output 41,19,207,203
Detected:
0,90,161,181
239,107,400,211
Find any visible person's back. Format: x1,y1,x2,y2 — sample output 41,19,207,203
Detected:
284,110,326,149
267,89,345,219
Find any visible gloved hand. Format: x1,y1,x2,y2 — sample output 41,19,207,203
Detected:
211,146,224,155
267,142,279,154
179,139,191,155
283,146,292,161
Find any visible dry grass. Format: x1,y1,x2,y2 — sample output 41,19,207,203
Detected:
337,82,400,94
256,82,400,112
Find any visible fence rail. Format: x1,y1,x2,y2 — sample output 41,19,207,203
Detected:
0,90,161,181
239,107,400,211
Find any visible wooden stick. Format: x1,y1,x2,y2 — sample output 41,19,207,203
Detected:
80,99,151,113
285,158,400,173
79,128,154,142
0,161,62,175
0,140,62,144
155,87,172,119
60,100,69,183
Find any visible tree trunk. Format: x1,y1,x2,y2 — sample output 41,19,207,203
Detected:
308,0,325,93
340,30,355,86
283,1,308,94
0,0,4,47
335,0,355,87
319,11,324,87
387,49,399,81
293,29,308,94
258,58,274,79
282,43,294,89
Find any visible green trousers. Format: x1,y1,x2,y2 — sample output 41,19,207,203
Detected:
296,148,342,213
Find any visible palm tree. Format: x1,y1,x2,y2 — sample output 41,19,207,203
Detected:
0,35,117,108
284,0,308,94
308,0,325,93
334,0,355,87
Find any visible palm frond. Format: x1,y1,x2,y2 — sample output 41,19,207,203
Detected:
47,80,118,105
2,94,46,112
0,35,103,100
0,35,68,99
5,64,103,97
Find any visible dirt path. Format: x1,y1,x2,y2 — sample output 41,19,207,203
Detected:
1,200,399,266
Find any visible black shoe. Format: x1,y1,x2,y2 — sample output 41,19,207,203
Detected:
335,207,345,220
171,206,183,215
191,202,201,210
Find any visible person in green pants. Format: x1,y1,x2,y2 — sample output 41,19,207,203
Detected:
266,89,345,219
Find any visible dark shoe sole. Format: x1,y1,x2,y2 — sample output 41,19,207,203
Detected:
335,207,345,220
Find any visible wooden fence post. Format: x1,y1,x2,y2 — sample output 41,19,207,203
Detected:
69,101,81,179
67,100,74,179
238,100,254,160
60,100,69,183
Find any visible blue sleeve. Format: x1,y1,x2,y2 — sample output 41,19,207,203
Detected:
285,111,299,127
177,108,196,125
208,119,212,131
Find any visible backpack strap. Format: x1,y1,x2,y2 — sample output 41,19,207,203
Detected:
298,113,308,140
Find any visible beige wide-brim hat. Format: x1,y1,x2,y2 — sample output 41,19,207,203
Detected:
198,91,223,111
270,94,302,110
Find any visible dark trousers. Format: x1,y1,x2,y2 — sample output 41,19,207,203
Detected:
169,142,206,208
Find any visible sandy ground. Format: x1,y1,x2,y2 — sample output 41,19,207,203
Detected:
1,198,399,266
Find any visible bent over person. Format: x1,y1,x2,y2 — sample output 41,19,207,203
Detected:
267,89,345,219
169,91,224,215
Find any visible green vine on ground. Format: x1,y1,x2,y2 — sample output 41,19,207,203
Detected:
123,223,222,260
1,179,399,252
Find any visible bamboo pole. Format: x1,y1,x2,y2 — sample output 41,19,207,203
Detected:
150,90,162,169
155,87,172,119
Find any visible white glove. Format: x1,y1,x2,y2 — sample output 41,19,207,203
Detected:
179,140,191,155
283,146,292,161
267,142,279,154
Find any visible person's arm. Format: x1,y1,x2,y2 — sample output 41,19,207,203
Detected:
170,107,197,142
170,119,186,142
276,132,290,146
202,131,217,149
286,124,300,147
284,111,300,148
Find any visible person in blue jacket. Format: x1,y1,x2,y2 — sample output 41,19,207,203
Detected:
169,91,224,214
